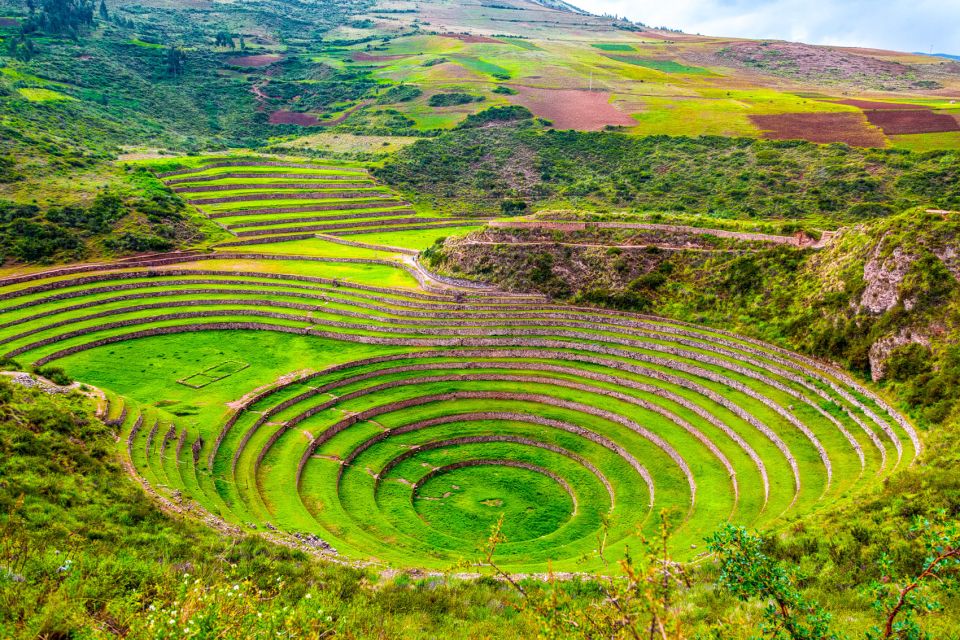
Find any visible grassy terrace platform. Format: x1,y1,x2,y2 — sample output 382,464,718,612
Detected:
0,157,919,574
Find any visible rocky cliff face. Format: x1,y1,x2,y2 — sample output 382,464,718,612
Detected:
868,327,932,382
860,243,915,314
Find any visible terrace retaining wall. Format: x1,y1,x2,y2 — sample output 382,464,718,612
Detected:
187,191,389,205
227,209,415,228
207,202,410,219
174,182,373,194
156,161,366,178
167,173,369,185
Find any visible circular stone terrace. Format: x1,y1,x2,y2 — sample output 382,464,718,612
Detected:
0,158,919,574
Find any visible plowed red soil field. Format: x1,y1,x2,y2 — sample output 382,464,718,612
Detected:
509,87,636,131
352,52,411,62
225,54,283,67
864,110,960,135
440,33,502,44
268,111,320,126
750,112,887,147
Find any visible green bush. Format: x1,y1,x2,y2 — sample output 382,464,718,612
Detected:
500,199,528,215
377,126,960,219
886,343,933,381
458,106,533,129
376,83,423,104
35,366,72,386
428,92,485,107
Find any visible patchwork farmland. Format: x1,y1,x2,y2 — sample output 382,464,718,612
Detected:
0,157,919,574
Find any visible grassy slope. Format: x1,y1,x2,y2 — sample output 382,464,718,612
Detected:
376,122,960,222
0,378,536,639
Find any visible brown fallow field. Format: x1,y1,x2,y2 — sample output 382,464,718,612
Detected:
509,87,636,131
750,112,887,147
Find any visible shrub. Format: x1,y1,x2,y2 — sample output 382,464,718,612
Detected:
103,232,174,253
35,366,72,386
0,155,19,183
428,92,485,107
575,287,652,312
886,343,933,382
376,84,422,104
847,202,896,219
458,106,533,129
5,220,83,262
500,199,528,215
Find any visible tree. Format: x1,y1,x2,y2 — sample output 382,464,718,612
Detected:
6,34,35,62
214,30,234,48
866,513,960,640
98,0,107,21
21,35,35,61
707,525,836,640
165,45,185,77
25,0,95,37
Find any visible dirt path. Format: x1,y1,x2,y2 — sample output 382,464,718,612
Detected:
462,240,764,253
226,369,315,410
488,219,834,249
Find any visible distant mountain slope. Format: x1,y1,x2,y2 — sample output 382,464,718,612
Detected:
529,0,591,14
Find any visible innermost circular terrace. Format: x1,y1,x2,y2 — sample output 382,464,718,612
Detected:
411,461,577,544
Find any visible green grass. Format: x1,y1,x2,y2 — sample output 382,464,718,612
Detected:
605,56,714,75
344,225,482,250
591,43,635,52
213,237,402,259
128,38,165,48
890,131,960,152
500,38,540,51
449,56,512,78
17,87,75,102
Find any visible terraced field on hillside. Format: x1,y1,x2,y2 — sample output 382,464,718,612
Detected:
0,157,919,574
160,160,486,248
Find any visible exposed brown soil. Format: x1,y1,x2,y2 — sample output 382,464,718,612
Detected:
439,33,502,44
269,101,370,127
631,30,711,43
864,110,960,135
708,41,951,91
268,111,320,126
508,87,635,131
719,41,909,78
351,52,411,62
225,54,283,67
750,112,887,147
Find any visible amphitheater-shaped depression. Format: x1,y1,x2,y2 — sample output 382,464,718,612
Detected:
0,159,919,573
